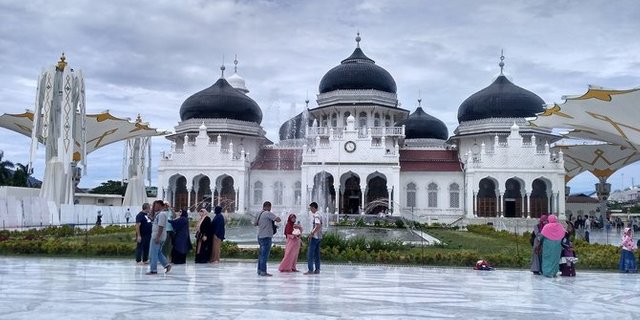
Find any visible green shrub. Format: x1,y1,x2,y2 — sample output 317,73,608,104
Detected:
395,219,405,229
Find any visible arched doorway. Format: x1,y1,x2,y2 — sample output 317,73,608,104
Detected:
477,178,497,217
341,172,361,214
530,178,550,218
192,175,211,211
312,171,335,213
172,175,188,211
365,172,388,214
504,178,523,218
215,175,236,212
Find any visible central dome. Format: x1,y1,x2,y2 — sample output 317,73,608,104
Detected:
179,77,262,124
457,75,544,123
397,107,449,140
318,38,397,94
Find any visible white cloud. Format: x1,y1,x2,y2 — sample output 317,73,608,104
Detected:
1,0,639,191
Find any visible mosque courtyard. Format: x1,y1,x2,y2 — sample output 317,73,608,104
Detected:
1,256,638,319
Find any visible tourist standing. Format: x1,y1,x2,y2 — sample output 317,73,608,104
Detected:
210,206,225,263
584,215,591,231
169,209,192,264
163,203,176,260
539,215,565,277
279,213,303,272
256,201,281,276
619,227,638,273
125,209,132,224
195,209,213,263
304,202,323,275
147,200,172,275
135,203,152,264
530,214,548,275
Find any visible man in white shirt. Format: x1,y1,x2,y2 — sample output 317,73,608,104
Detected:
256,201,281,276
304,202,322,275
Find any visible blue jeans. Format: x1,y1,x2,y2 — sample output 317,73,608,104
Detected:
257,237,273,275
149,238,169,273
307,238,321,272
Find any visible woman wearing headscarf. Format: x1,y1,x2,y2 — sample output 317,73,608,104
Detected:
619,227,638,273
560,222,577,277
530,214,548,275
539,215,566,277
168,209,192,264
210,206,225,263
279,213,303,272
194,209,213,263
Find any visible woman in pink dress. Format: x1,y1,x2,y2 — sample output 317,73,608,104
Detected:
279,213,303,272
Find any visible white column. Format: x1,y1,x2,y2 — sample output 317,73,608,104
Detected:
187,185,193,210
235,188,239,213
521,194,526,218
526,193,531,218
360,182,367,213
334,182,340,214
388,187,393,216
499,192,504,218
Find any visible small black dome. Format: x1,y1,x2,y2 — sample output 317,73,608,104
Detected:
457,75,544,123
279,112,307,141
397,107,449,140
318,47,397,94
180,78,263,123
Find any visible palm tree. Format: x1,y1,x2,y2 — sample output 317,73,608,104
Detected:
0,152,15,186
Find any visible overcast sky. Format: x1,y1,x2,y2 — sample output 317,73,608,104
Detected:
1,0,639,193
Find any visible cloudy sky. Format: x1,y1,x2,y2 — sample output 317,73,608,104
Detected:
1,0,639,193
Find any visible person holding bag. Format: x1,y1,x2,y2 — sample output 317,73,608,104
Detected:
255,201,281,276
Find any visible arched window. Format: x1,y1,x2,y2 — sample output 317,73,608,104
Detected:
321,115,328,127
343,112,351,126
358,112,367,128
428,183,438,208
374,113,381,127
406,183,416,207
331,113,338,127
253,181,263,205
294,181,302,205
274,181,284,205
384,115,391,127
449,183,460,208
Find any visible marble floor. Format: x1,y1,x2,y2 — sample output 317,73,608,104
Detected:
0,257,638,320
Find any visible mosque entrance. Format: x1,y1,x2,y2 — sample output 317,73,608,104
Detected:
174,175,188,210
365,174,388,214
312,171,336,213
342,174,361,214
477,178,497,217
530,179,550,218
215,175,236,212
504,178,523,218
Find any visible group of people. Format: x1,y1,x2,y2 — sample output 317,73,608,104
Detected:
255,201,323,277
530,214,577,277
134,200,226,274
194,206,226,264
531,214,639,276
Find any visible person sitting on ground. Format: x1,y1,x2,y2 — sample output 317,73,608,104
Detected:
474,260,494,271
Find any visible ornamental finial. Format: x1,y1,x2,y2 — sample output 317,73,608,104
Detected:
220,54,226,78
56,52,67,71
136,114,142,123
499,49,505,75
234,54,238,73
356,31,361,48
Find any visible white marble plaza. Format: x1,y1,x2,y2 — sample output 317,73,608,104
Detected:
0,257,638,319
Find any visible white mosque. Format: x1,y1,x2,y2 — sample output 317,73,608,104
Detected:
157,35,566,222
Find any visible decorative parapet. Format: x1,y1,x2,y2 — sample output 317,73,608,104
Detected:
316,89,398,108
307,125,405,139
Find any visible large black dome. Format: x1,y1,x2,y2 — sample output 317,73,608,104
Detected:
279,112,306,141
318,47,397,94
179,78,263,123
457,75,544,123
397,107,449,140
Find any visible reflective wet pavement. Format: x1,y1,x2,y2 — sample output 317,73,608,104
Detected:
0,257,638,319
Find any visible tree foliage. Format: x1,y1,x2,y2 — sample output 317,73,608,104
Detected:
90,180,127,195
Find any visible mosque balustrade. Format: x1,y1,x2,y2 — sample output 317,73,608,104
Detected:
308,126,405,139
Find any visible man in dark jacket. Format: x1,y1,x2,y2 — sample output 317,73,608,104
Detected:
135,203,152,264
211,206,226,263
